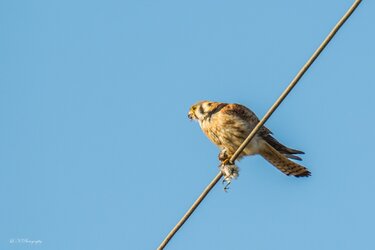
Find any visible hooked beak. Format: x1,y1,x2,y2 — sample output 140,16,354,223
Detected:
188,109,195,120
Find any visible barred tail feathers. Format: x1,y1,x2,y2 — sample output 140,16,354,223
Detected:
259,140,311,177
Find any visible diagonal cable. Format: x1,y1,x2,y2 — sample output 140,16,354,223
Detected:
158,1,362,249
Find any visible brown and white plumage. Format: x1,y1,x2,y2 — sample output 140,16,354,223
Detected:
188,101,311,178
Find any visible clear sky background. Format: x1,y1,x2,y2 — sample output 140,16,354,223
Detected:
0,1,373,249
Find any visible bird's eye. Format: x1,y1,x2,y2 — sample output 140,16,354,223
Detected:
192,106,196,111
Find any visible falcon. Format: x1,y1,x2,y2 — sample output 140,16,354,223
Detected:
188,101,311,183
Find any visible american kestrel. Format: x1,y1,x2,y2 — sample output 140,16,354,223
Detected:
188,101,311,182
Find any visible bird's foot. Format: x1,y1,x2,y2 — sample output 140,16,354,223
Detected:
219,162,239,191
218,150,229,162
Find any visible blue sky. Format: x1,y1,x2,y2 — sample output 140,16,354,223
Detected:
0,1,373,249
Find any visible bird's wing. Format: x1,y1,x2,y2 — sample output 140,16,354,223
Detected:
222,103,304,160
221,103,272,136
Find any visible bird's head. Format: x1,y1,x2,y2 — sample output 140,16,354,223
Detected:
188,101,218,121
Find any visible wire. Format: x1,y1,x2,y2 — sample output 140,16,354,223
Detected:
158,1,362,249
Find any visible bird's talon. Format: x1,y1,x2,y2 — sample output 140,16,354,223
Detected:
221,158,231,166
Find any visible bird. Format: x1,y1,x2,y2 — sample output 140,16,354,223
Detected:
188,101,311,183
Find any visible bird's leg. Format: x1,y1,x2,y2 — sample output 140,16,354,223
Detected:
218,150,239,190
219,150,233,184
218,149,229,162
